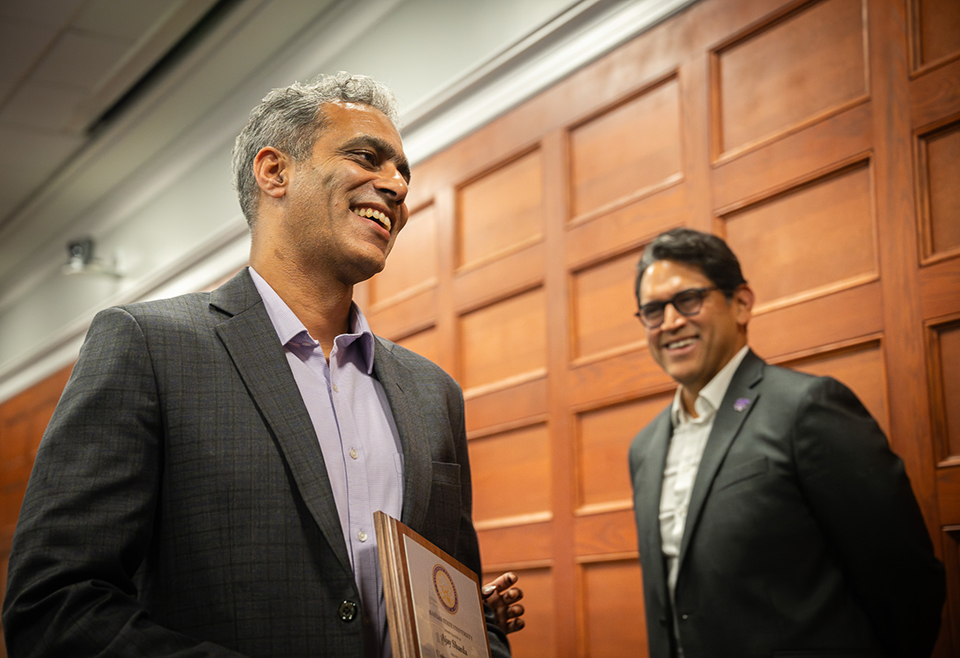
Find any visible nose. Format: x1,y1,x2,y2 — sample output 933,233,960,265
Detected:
660,302,687,332
375,163,408,203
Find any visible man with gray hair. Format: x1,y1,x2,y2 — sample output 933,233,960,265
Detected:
3,72,519,658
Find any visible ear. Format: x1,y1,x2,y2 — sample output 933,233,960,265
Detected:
253,146,290,199
731,284,755,328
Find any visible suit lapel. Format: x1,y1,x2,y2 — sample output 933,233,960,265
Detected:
210,270,351,573
677,350,763,573
372,338,431,532
633,406,674,615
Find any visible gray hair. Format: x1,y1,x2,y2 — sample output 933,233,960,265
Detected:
231,71,402,226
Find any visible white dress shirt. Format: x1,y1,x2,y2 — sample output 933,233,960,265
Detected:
660,345,749,654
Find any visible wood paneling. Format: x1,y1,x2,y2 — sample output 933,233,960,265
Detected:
570,249,643,362
575,393,672,511
723,163,877,309
785,340,889,436
715,0,868,156
484,566,555,658
569,77,682,218
471,423,551,524
458,287,546,393
457,149,543,271
919,121,960,259
369,202,438,306
914,0,960,69
578,559,646,658
394,326,441,366
929,320,960,461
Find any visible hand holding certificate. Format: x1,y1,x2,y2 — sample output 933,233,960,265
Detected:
375,511,492,658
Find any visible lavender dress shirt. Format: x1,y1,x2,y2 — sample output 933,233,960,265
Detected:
251,268,402,658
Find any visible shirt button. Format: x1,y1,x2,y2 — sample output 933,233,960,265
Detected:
358,530,367,542
349,448,358,460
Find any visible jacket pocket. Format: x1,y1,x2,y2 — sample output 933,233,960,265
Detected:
712,456,767,493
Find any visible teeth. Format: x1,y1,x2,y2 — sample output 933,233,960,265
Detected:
666,338,696,349
353,207,391,232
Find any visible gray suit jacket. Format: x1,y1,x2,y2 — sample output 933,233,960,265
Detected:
629,350,944,658
3,269,510,658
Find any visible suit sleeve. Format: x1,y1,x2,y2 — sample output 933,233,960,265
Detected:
792,377,945,658
2,307,246,658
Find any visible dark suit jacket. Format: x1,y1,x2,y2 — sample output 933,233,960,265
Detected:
3,269,510,658
629,350,944,658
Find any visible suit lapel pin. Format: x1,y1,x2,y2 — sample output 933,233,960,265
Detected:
733,397,750,412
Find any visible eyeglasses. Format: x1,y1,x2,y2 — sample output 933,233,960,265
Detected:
635,286,720,329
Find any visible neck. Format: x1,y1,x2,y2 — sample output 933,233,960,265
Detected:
251,254,354,356
680,387,700,418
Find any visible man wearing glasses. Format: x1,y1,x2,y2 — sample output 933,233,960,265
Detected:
628,228,945,658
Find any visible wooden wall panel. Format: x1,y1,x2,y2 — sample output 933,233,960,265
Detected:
715,0,867,156
723,163,876,309
784,340,890,436
458,287,546,393
578,560,646,658
394,326,441,366
457,149,543,271
369,202,438,306
569,77,682,218
575,393,672,512
484,567,555,658
919,121,960,259
470,423,551,525
570,249,643,362
929,320,960,461
914,0,960,68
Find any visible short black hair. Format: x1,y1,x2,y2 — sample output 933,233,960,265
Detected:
635,228,747,304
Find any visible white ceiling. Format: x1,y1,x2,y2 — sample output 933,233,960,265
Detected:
0,0,222,231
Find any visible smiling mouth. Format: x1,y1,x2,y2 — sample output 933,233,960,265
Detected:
663,337,697,350
351,206,391,232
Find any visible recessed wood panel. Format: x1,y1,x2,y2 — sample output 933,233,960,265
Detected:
716,0,867,153
484,566,555,658
394,326,440,367
470,423,551,523
575,509,639,557
457,150,543,270
576,392,673,510
479,521,553,566
784,340,889,437
724,164,876,308
921,122,960,258
916,0,960,67
465,377,548,434
932,321,960,460
571,249,644,361
580,560,647,658
569,77,682,217
369,203,439,305
459,287,547,392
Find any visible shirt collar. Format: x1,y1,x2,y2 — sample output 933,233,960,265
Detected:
671,345,750,425
248,266,376,374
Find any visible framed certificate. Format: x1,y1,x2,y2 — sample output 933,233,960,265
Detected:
374,511,492,658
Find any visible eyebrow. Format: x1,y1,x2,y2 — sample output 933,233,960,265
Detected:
341,136,411,183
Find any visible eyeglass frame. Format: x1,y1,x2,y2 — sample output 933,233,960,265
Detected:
634,286,723,329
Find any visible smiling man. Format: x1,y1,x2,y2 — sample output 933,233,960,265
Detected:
3,73,520,658
628,228,945,658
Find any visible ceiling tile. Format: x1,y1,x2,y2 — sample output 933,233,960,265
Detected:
31,30,132,89
74,0,184,40
0,82,86,131
0,21,57,83
0,126,85,223
0,0,85,30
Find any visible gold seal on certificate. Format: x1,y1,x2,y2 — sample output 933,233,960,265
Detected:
374,511,492,658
